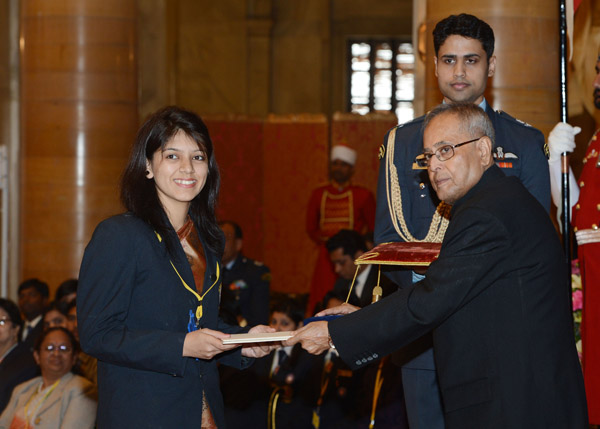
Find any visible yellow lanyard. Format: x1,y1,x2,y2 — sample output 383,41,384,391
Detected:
155,231,220,321
369,357,387,429
23,380,59,428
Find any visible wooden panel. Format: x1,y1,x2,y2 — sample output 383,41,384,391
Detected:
23,182,121,215
20,0,137,285
21,72,137,103
21,16,136,45
22,127,134,159
21,102,136,157
21,1,136,18
262,115,328,294
422,0,557,21
205,117,265,261
23,158,126,186
491,88,560,136
23,209,117,243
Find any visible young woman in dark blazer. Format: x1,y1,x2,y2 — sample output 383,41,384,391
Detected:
77,106,273,429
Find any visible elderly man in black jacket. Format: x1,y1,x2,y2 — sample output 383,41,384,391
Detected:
286,103,588,428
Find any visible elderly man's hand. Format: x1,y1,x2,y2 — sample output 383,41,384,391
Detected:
314,303,359,317
283,321,331,355
240,324,278,358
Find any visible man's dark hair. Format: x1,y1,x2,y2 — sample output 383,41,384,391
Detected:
433,13,495,60
18,278,49,298
270,296,305,326
326,229,368,257
55,279,78,303
218,220,243,239
45,300,70,318
0,298,23,337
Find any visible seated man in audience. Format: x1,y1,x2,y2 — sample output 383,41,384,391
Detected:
326,229,396,308
18,278,49,350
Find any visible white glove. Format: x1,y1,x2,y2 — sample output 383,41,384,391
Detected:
548,122,581,162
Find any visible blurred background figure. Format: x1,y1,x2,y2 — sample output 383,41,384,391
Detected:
65,300,97,385
306,145,376,316
221,296,318,429
219,221,271,327
42,301,69,331
0,327,97,428
0,298,39,415
326,229,396,309
17,279,49,350
54,279,78,306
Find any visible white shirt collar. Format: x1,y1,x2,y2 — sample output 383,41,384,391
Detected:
354,265,372,299
27,314,42,328
22,314,42,340
442,98,487,110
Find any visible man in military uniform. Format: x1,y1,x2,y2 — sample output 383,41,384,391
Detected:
306,145,376,315
219,221,271,327
546,52,600,424
374,14,550,428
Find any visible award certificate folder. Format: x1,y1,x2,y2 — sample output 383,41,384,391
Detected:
355,241,441,267
222,331,293,344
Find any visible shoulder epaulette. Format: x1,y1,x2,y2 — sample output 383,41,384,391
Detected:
379,115,425,160
395,114,425,130
496,110,534,128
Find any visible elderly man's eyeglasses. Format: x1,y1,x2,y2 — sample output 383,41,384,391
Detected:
42,344,72,353
415,137,483,167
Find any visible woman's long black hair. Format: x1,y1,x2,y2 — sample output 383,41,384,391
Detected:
120,106,223,258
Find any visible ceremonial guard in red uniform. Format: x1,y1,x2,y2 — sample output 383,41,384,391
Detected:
574,131,600,423
305,145,375,315
547,53,600,423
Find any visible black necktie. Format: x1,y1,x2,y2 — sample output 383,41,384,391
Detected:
278,349,288,367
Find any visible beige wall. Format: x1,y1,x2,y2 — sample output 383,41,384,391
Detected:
138,0,413,118
329,0,412,114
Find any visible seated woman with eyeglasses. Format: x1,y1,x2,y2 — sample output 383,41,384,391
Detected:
0,327,97,429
